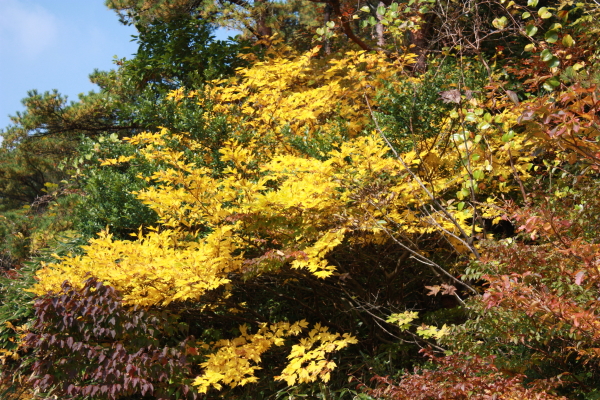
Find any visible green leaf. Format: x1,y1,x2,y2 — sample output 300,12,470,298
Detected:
360,6,370,12
492,16,508,29
545,30,558,43
525,24,538,36
542,77,560,91
502,131,515,142
546,77,560,87
522,11,531,19
538,7,553,19
540,49,554,62
464,113,477,122
527,0,538,6
562,34,574,47
547,56,560,68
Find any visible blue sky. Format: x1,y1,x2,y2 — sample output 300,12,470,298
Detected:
0,0,233,130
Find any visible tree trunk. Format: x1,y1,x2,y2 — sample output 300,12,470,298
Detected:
375,1,386,48
254,0,273,39
324,3,333,54
410,13,435,72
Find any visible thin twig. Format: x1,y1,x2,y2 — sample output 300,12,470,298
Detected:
363,93,481,260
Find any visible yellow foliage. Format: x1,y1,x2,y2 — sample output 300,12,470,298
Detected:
99,155,135,166
387,311,419,330
0,348,19,364
193,320,356,393
276,323,358,386
201,45,416,152
416,323,451,340
193,321,308,393
31,227,240,306
30,45,545,393
35,120,534,303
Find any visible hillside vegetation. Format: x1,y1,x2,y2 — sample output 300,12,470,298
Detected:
1,1,600,399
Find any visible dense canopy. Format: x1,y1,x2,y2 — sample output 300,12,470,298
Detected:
1,1,600,399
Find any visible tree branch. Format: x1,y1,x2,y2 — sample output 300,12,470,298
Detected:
329,0,372,51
